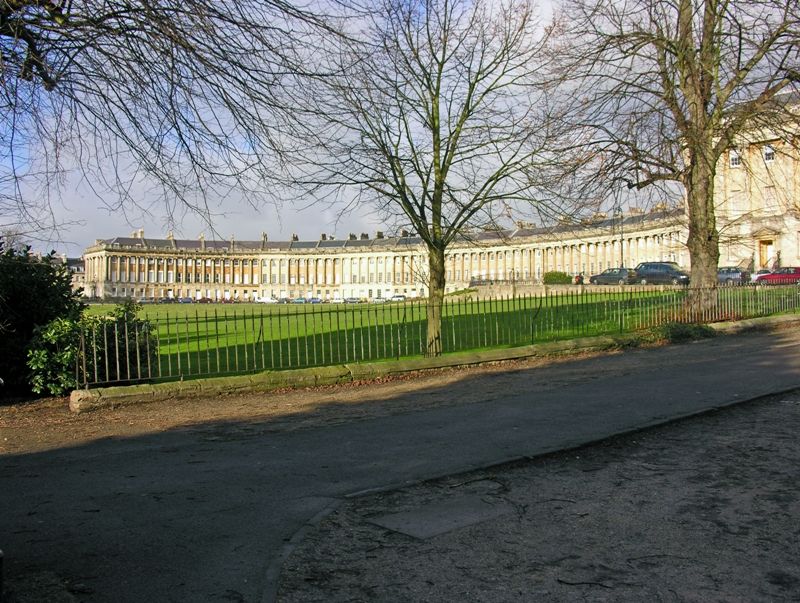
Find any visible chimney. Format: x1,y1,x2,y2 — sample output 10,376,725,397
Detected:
138,228,144,239
360,233,369,240
291,233,299,241
376,231,384,239
400,229,409,237
199,233,205,250
320,233,327,241
349,233,357,240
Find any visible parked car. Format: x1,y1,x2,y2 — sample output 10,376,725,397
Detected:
220,297,237,304
256,296,279,304
158,297,177,304
330,297,344,304
755,267,800,284
717,266,750,285
291,297,307,304
588,267,637,285
390,294,407,302
634,262,690,285
343,297,361,303
308,297,323,304
178,296,194,303
197,297,214,304
370,297,387,303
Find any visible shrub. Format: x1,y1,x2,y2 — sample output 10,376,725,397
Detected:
648,321,717,343
27,318,82,396
0,243,84,394
27,300,159,395
542,271,572,285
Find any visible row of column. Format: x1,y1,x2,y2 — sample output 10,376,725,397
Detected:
87,230,683,296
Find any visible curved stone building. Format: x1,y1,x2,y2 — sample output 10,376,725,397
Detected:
80,132,800,301
82,208,688,301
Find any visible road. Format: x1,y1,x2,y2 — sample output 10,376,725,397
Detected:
2,329,800,602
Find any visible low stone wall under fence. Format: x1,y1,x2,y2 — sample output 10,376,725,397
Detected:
472,283,685,299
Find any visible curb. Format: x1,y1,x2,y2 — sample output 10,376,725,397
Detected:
68,314,800,414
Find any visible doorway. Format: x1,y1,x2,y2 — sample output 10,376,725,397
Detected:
759,240,774,268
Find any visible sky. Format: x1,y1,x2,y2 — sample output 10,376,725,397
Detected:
18,0,557,258
36,176,385,257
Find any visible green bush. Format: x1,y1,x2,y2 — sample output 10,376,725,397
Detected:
649,321,717,343
0,243,84,394
542,271,572,285
27,301,159,395
27,318,81,396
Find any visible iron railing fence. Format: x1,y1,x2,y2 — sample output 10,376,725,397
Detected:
75,283,800,388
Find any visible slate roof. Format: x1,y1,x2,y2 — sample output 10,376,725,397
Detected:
94,208,683,253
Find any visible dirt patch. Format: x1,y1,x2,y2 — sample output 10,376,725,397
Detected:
0,351,609,455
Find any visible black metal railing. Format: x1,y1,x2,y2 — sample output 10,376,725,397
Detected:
75,283,800,388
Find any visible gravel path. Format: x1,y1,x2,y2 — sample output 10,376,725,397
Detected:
277,392,800,602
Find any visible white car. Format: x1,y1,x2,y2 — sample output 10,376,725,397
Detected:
256,296,279,304
750,269,771,283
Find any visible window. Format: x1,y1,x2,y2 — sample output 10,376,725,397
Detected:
729,149,741,168
764,186,779,212
729,190,746,214
764,145,775,162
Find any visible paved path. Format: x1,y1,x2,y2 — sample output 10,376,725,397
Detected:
2,329,800,602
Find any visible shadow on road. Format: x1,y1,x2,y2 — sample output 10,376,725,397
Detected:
2,330,800,601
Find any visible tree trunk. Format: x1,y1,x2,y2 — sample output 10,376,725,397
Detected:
425,246,446,357
684,158,720,319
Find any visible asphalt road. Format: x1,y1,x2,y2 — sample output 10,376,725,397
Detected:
2,329,800,602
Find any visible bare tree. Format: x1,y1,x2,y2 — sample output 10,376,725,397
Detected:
551,0,800,301
0,0,343,234
291,0,554,356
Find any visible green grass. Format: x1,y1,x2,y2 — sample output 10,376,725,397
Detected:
80,284,800,385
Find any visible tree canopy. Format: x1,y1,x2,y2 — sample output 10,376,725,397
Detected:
289,0,555,355
0,0,340,234
551,0,800,292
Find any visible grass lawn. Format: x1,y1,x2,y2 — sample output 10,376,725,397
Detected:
80,285,800,385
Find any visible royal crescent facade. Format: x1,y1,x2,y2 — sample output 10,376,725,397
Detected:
81,137,800,301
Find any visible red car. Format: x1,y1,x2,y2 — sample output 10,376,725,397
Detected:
755,267,800,284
